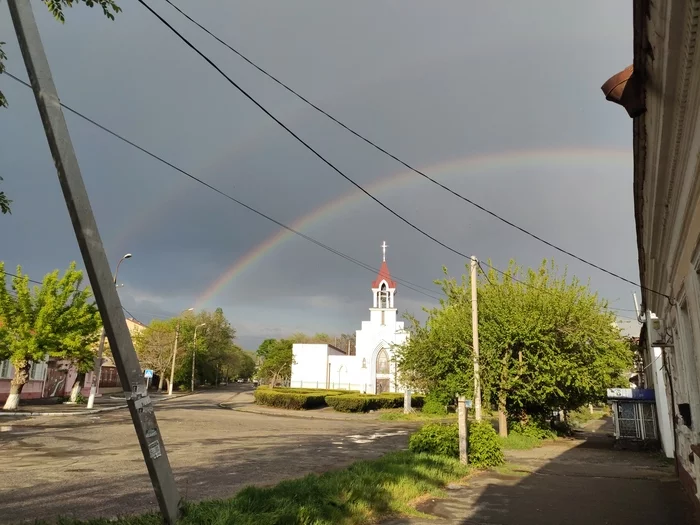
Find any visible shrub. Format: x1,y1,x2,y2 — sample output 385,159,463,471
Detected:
408,423,459,458
468,421,504,468
325,393,425,413
508,417,557,440
254,389,328,410
422,391,452,415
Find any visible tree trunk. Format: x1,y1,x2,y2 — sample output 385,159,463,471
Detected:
158,373,165,391
70,372,86,403
498,390,508,437
3,360,30,410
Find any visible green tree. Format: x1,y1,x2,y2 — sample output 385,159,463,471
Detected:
0,262,100,409
0,1,121,215
398,259,632,436
132,319,175,391
256,339,294,386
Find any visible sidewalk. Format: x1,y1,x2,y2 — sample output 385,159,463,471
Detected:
0,391,194,417
383,418,697,525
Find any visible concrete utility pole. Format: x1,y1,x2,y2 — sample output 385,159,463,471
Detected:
169,308,193,395
7,2,180,522
471,256,482,421
191,323,206,392
87,253,131,409
457,395,468,464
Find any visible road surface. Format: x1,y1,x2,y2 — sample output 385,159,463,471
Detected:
0,385,412,523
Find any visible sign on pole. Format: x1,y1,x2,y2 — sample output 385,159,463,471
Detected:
144,369,154,379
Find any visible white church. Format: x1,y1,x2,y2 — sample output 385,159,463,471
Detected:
290,243,409,394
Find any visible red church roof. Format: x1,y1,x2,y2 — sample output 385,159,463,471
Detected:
372,261,397,288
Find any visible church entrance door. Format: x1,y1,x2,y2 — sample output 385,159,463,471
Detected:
376,378,390,394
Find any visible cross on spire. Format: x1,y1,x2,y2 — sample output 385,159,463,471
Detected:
381,241,388,262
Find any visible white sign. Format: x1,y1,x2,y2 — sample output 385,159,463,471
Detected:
144,369,154,379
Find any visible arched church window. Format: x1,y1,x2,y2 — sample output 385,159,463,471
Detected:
379,283,388,308
376,349,390,374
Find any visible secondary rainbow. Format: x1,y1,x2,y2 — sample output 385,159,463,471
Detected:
193,147,632,309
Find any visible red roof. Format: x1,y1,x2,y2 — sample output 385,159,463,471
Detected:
372,261,397,288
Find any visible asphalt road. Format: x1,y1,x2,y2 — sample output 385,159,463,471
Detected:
0,385,413,523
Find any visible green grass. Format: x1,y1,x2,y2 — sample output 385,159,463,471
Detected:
48,452,471,525
379,409,457,421
499,432,548,450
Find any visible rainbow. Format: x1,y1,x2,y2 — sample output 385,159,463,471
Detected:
192,147,631,309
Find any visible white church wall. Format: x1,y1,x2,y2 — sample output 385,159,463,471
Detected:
290,344,335,388
327,354,367,391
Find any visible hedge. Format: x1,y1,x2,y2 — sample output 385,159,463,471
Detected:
325,393,425,413
408,422,504,468
254,387,356,410
254,389,329,410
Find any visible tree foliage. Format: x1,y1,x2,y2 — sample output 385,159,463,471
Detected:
0,262,100,408
398,259,632,427
256,339,294,386
133,307,249,389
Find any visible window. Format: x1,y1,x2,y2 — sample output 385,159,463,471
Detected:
376,349,390,374
29,360,47,381
0,360,12,379
379,283,388,308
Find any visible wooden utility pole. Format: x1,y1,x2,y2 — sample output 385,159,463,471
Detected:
470,256,482,421
8,1,179,522
457,395,468,464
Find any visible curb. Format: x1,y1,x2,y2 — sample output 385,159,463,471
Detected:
0,391,199,417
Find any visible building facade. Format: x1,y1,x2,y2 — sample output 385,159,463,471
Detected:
0,317,145,402
604,0,700,510
290,244,409,393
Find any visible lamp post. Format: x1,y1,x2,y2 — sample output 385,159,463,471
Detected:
86,253,132,409
168,307,194,395
191,323,206,392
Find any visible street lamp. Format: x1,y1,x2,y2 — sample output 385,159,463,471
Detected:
191,323,206,392
87,253,132,409
168,307,194,395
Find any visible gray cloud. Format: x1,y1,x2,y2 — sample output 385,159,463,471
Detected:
1,1,639,348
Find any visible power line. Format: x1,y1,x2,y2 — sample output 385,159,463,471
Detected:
2,74,442,302
161,0,655,296
137,1,478,265
139,0,671,303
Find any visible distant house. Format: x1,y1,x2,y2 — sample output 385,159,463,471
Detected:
0,316,147,402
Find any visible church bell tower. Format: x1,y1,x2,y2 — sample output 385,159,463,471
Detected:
370,241,397,326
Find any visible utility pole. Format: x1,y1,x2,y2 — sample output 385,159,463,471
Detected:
7,2,179,522
470,256,482,421
88,253,131,409
191,323,206,392
169,308,193,396
457,395,468,464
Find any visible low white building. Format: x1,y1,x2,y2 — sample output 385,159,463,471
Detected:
290,243,409,393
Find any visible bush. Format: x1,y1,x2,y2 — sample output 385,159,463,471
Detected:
508,417,557,440
422,391,452,415
254,389,329,410
468,421,504,468
408,423,460,458
325,393,425,413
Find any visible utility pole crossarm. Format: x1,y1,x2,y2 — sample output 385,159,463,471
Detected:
8,2,179,522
